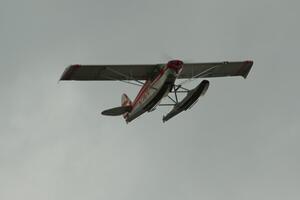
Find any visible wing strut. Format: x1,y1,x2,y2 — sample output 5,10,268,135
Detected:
159,84,190,107
105,67,145,87
120,80,144,87
178,64,219,86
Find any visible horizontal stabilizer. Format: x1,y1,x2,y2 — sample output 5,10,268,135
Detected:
101,106,132,116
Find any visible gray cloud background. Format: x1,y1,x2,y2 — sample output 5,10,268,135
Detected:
1,0,300,199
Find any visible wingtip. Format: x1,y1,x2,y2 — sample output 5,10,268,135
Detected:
242,60,254,79
60,64,81,81
245,60,254,65
59,65,71,81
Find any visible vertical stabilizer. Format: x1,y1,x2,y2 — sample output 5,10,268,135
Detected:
121,94,132,120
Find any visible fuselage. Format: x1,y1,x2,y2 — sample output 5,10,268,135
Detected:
125,60,183,122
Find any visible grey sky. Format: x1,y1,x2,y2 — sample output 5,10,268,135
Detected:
1,0,300,199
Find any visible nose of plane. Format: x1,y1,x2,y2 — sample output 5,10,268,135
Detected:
167,60,183,73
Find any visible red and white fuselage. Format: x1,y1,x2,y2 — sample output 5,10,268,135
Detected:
124,60,183,122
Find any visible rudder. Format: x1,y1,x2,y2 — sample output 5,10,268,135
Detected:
121,93,132,120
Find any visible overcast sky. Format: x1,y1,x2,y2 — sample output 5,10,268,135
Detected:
1,0,300,199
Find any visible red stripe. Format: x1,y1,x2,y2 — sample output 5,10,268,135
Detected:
131,68,166,108
132,81,151,107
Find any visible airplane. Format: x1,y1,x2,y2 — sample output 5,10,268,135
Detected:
60,60,253,123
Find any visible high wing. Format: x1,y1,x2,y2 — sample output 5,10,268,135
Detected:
60,64,158,81
179,61,253,79
60,60,253,81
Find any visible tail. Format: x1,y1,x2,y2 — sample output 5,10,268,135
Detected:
101,94,132,117
121,93,132,120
